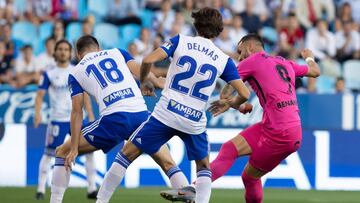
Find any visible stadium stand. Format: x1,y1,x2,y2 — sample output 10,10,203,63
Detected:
0,0,358,92
343,60,360,91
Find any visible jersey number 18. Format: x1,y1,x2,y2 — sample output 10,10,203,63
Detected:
86,58,124,88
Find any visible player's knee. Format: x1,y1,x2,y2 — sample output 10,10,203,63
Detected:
241,171,249,182
121,142,142,161
195,159,210,171
160,159,176,172
55,145,68,158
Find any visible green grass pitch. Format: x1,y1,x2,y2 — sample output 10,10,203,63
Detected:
1,187,360,203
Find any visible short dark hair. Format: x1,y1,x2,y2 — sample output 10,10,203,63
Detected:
288,12,296,18
21,44,33,51
55,39,72,52
192,7,223,39
315,18,327,26
239,33,264,48
45,37,55,45
75,35,99,54
336,76,344,82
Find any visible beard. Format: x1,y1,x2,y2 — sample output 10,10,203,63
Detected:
57,57,70,64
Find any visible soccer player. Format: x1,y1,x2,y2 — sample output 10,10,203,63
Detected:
96,7,250,203
34,39,97,200
50,35,189,203
165,34,321,203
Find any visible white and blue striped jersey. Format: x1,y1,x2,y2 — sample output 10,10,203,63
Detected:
39,65,73,122
68,48,147,116
153,34,240,134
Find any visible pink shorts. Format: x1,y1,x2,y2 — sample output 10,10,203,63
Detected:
240,122,302,172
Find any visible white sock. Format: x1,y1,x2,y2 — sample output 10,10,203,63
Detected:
96,153,130,203
166,166,189,189
50,157,70,203
37,154,53,194
85,153,97,193
195,169,212,203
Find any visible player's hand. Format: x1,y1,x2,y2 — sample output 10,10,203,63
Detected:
65,149,78,172
301,49,314,59
152,76,166,89
34,113,41,128
239,103,253,114
141,80,156,97
208,99,231,117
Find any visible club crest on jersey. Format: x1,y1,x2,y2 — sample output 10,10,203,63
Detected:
167,99,202,122
103,88,135,107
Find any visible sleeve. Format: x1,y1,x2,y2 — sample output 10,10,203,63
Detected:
160,34,180,58
289,60,308,77
220,58,241,83
68,74,84,97
118,48,134,63
38,72,51,90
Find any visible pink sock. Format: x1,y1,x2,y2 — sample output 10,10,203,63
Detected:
242,171,263,203
210,141,238,181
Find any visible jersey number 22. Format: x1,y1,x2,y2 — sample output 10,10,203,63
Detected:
170,55,217,102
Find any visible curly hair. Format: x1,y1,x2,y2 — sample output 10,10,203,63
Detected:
192,7,223,39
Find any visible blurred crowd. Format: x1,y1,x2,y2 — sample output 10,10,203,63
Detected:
0,0,359,94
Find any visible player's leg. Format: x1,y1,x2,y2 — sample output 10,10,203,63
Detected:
211,123,261,182
183,131,212,203
159,131,211,203
50,136,97,203
151,144,189,189
36,153,53,199
241,125,303,203
96,141,142,203
241,163,266,203
194,156,211,203
97,116,174,203
36,123,57,199
211,134,252,182
160,124,262,202
84,152,97,198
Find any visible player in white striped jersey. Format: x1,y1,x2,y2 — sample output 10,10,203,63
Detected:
34,39,97,200
97,7,250,203
50,36,189,203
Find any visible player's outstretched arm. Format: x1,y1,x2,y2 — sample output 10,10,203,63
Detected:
209,80,250,117
219,84,253,114
140,48,168,96
34,90,46,128
66,94,84,171
220,84,235,100
301,49,320,78
127,59,165,89
140,48,167,82
228,79,250,109
83,93,95,122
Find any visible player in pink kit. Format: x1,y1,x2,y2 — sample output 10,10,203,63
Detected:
161,34,320,203
208,34,320,203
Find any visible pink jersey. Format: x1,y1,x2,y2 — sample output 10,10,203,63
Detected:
237,51,308,132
